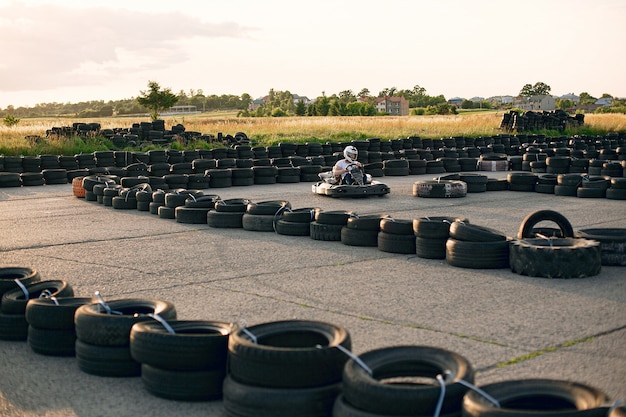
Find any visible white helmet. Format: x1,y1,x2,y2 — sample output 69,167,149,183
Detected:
344,146,358,162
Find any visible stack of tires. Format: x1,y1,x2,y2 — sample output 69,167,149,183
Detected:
207,198,250,228
334,345,475,417
175,194,220,224
223,320,350,417
377,218,416,254
159,189,203,219
414,216,467,259
607,178,626,200
130,320,231,401
510,210,602,278
310,210,351,241
25,296,91,356
446,222,510,269
274,207,318,236
0,267,41,340
74,298,177,377
0,276,73,341
341,214,387,247
242,200,291,232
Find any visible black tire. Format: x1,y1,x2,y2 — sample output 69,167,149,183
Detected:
315,210,351,225
223,375,341,417
130,320,231,371
242,213,275,232
1,280,74,315
25,297,91,330
415,236,448,259
28,326,76,356
310,222,343,241
280,207,318,223
576,187,606,198
275,219,311,236
207,211,244,228
413,180,467,198
377,232,416,254
228,320,351,388
141,363,225,401
246,200,291,215
184,194,221,208
446,239,510,269
74,299,177,347
486,178,508,191
576,228,626,266
175,206,210,224
534,183,555,194
0,267,41,298
346,214,387,231
75,339,140,377
341,345,474,416
341,227,379,247
413,217,467,239
379,218,414,235
158,205,176,219
557,174,583,187
554,185,578,197
463,379,608,417
0,312,29,340
449,221,507,242
517,209,574,239
214,198,250,213
112,196,137,209
136,201,150,211
509,238,602,278
606,188,626,200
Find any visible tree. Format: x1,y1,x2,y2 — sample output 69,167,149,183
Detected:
295,100,306,116
579,92,596,105
519,82,551,97
136,81,179,120
3,114,19,127
358,88,370,98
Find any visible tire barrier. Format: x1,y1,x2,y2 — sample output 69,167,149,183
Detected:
341,214,387,247
224,319,349,416
74,298,177,377
310,210,351,241
25,297,92,356
378,218,416,254
0,265,619,410
446,222,510,269
339,345,474,416
130,320,231,401
414,216,468,259
463,379,608,417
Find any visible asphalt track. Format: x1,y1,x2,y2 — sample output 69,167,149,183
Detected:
1,172,625,417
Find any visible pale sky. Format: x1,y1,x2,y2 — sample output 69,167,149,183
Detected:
1,0,624,109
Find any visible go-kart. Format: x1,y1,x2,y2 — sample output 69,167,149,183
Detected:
311,165,390,198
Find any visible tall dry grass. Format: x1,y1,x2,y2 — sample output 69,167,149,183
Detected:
1,112,624,155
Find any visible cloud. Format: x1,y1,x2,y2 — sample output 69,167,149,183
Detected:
0,2,256,92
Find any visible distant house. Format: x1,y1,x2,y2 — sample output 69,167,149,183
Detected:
470,96,485,103
514,95,556,111
595,97,613,106
487,96,514,106
448,97,464,107
373,96,409,116
559,93,580,103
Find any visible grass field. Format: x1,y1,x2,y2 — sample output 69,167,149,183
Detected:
1,112,625,156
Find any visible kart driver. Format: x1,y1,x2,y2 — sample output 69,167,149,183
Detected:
333,145,362,184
